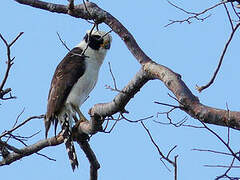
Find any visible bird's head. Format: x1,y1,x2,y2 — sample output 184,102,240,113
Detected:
83,30,112,51
75,30,112,63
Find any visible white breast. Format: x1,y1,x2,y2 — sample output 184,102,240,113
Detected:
65,58,101,107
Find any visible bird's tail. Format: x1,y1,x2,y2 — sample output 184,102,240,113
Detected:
61,119,79,171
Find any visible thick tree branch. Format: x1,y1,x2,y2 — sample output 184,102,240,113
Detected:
89,62,240,131
15,0,151,65
14,0,240,131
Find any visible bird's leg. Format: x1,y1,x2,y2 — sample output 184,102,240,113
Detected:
70,103,88,122
77,109,88,122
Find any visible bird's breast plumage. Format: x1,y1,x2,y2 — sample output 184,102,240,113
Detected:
65,58,100,107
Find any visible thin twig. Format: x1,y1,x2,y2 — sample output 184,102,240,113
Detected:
215,157,236,180
80,24,96,56
36,152,56,161
0,32,24,97
56,32,71,51
192,148,232,156
165,1,224,27
199,121,240,161
108,62,118,90
196,23,240,92
231,2,240,20
223,3,234,30
12,108,25,130
121,113,153,123
140,121,176,167
204,165,240,168
0,115,45,139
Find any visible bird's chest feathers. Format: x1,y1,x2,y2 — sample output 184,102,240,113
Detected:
66,60,101,107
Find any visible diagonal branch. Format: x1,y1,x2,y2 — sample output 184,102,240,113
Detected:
196,23,240,92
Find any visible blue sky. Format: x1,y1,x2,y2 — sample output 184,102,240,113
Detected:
1,0,240,179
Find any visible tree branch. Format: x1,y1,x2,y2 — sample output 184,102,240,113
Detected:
196,23,240,92
0,135,63,166
0,32,23,99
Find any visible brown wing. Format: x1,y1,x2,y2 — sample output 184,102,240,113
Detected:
45,47,86,137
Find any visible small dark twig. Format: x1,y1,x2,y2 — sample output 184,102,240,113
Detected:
11,108,25,132
102,115,120,133
154,101,181,109
36,152,56,161
80,24,96,56
165,1,224,27
223,3,234,31
121,113,154,123
108,62,118,90
140,121,177,173
192,148,232,156
205,165,240,168
213,157,237,180
56,32,71,51
0,115,45,139
231,2,240,20
0,32,24,99
199,121,240,161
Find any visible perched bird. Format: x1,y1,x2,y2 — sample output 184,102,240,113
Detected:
44,30,112,171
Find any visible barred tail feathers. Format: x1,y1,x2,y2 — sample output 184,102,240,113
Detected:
62,120,79,171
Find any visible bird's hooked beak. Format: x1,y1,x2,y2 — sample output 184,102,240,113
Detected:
101,39,111,49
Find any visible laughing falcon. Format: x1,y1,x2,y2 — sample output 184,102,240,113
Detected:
45,30,112,171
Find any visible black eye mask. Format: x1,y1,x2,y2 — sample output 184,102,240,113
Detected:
84,34,104,50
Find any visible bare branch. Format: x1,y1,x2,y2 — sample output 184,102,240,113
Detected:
196,23,240,92
223,3,234,31
0,135,63,166
140,121,176,166
192,148,232,156
107,62,118,90
56,32,71,51
0,114,45,139
0,32,24,99
165,1,224,27
199,121,240,161
77,140,100,180
121,113,154,123
140,121,178,176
